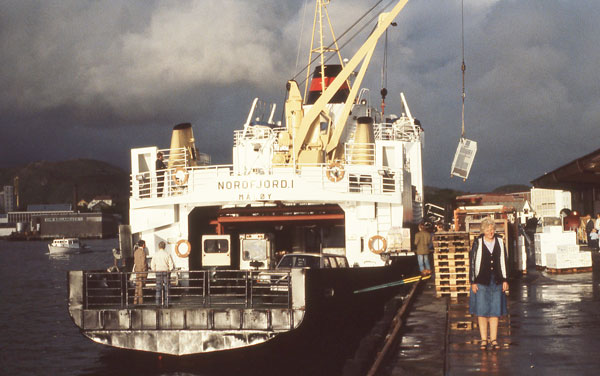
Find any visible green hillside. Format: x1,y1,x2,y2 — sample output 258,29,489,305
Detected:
0,159,129,218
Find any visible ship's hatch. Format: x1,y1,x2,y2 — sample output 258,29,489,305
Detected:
192,204,346,266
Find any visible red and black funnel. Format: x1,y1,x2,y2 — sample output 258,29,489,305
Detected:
306,64,350,105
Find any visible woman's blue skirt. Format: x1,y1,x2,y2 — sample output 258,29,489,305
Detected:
469,275,507,317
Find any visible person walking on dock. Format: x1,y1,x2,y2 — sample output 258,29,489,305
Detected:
469,217,509,350
151,241,174,307
414,223,432,276
133,240,148,304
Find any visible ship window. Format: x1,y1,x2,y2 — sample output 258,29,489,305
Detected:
203,239,229,254
277,256,293,268
242,239,268,261
322,257,331,268
295,257,307,267
336,257,348,268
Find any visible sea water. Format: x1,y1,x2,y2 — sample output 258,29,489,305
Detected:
0,239,377,376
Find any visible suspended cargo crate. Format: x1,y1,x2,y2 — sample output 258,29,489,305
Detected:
450,138,477,180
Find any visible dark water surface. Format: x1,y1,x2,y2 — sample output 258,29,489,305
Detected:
0,239,381,376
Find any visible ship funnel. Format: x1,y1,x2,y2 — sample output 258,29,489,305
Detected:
350,116,375,165
168,123,198,169
306,65,350,105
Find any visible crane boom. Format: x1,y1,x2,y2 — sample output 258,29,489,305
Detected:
292,0,410,162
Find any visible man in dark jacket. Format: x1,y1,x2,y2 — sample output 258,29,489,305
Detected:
156,152,167,197
585,214,595,244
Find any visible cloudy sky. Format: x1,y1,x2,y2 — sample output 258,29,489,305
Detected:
1,0,598,192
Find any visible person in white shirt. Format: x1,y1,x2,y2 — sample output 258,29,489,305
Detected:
151,241,174,306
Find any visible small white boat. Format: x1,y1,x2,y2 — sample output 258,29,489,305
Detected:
48,238,86,254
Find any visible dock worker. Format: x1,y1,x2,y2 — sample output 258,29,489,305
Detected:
133,240,148,304
469,217,509,351
151,241,174,306
414,223,432,276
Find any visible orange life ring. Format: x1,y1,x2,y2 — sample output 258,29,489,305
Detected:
368,235,387,254
172,168,189,185
326,161,345,182
175,239,191,258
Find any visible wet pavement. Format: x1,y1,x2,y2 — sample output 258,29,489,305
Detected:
381,251,600,375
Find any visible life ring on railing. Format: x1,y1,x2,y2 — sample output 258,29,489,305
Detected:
172,168,189,185
326,161,345,182
175,239,191,258
368,235,387,254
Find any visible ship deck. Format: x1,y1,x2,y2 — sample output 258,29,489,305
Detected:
369,249,600,375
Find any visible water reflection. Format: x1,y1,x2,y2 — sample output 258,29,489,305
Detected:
47,252,72,261
479,349,499,373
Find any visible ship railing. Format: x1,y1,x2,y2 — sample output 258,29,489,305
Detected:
82,269,292,310
344,143,376,165
131,160,405,199
374,119,421,142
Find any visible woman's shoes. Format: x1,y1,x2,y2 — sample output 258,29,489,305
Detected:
479,340,487,350
490,340,500,350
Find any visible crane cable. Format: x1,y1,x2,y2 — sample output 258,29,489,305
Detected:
461,0,466,139
380,29,389,115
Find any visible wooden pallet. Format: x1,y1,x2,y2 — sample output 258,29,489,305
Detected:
436,291,470,298
434,245,470,253
433,259,469,267
545,266,592,274
433,252,469,260
435,265,468,274
433,240,470,249
435,285,470,293
450,321,474,331
433,231,470,240
435,273,468,282
435,279,470,286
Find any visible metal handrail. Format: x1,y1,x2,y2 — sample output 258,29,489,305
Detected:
82,270,292,310
130,161,406,200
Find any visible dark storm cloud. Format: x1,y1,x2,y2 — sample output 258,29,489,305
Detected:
0,0,598,192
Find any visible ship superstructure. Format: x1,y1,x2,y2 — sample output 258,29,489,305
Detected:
68,0,424,355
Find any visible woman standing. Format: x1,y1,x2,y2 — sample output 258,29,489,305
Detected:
469,217,509,350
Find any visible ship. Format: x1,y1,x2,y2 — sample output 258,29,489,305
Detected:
67,0,425,356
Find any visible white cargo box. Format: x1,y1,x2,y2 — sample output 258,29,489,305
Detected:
556,244,580,253
546,252,592,269
543,225,563,234
534,231,577,267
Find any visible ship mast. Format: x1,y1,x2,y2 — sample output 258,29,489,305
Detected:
290,0,410,165
303,0,348,102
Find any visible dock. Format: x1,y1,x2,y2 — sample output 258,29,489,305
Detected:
374,250,600,375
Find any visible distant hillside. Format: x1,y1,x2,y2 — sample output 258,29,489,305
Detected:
0,159,129,217
492,184,531,193
424,186,468,208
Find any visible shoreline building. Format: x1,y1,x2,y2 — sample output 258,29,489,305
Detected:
7,204,119,239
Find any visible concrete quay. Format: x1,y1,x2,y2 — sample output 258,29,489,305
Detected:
380,251,600,375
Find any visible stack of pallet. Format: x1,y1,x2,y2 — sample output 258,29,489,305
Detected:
433,231,471,298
